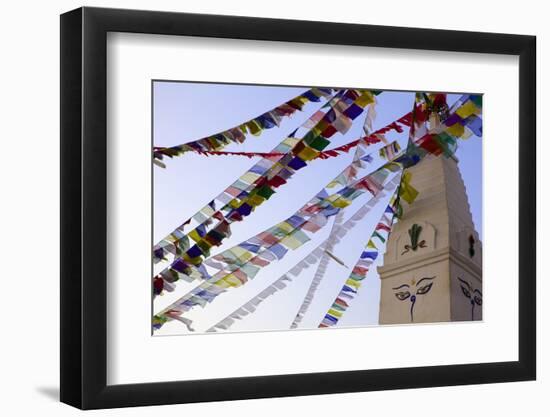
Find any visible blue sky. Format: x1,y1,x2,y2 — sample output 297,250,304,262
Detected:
152,81,482,335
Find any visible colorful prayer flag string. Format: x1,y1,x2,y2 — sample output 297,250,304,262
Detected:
318,187,401,328
153,139,402,298
153,89,378,266
153,166,402,331
153,87,340,167
290,173,401,329
315,93,483,328
153,94,480,298
205,184,397,333
152,91,482,331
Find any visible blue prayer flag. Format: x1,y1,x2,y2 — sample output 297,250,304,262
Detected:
360,251,378,260
239,242,261,253
302,90,322,102
323,315,338,324
288,156,307,171
342,285,358,294
287,215,305,228
269,244,288,260
322,207,340,218
465,115,482,137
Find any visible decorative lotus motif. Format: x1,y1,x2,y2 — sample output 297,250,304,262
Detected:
402,223,427,255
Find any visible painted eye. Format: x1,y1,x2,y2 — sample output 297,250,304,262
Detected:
395,291,410,301
416,283,433,295
474,295,482,306
460,285,471,299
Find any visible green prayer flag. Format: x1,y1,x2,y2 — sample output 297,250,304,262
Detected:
470,95,482,108
435,132,458,158
331,303,346,312
257,185,275,199
373,231,386,243
290,228,310,244
307,135,331,151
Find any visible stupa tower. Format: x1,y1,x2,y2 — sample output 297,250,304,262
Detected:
378,154,482,324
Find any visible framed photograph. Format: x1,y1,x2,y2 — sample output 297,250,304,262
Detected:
60,6,536,409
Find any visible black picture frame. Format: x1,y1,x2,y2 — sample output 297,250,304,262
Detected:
60,6,536,410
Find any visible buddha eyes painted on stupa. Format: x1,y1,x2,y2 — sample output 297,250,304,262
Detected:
392,276,436,322
457,277,482,320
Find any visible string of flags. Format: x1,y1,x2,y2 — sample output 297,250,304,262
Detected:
153,142,402,299
161,159,399,295
152,112,410,274
153,91,482,332
152,89,378,268
153,97,333,265
205,181,398,333
408,93,482,158
153,87,340,167
153,166,402,330
154,92,479,265
318,189,400,328
204,115,371,330
314,93,483,328
290,174,401,329
287,139,366,330
289,204,348,329
156,108,412,161
152,107,405,297
206,273,294,332
163,133,391,160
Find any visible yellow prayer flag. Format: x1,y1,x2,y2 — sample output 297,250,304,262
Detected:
231,247,253,261
188,229,202,243
228,199,241,209
276,221,294,234
328,309,343,318
247,194,265,207
399,171,419,204
213,279,232,289
297,146,320,161
355,91,375,107
196,239,212,252
183,254,202,265
222,274,243,288
400,184,419,204
280,235,302,250
283,137,300,146
446,122,465,138
167,234,178,243
200,205,215,218
384,162,402,172
402,171,413,184
456,100,479,119
367,240,377,249
269,162,284,174
245,120,262,136
241,172,261,184
332,197,351,208
345,279,361,289
326,194,340,203
236,253,253,264
312,120,328,136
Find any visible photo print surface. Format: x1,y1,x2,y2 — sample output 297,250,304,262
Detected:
152,82,482,336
